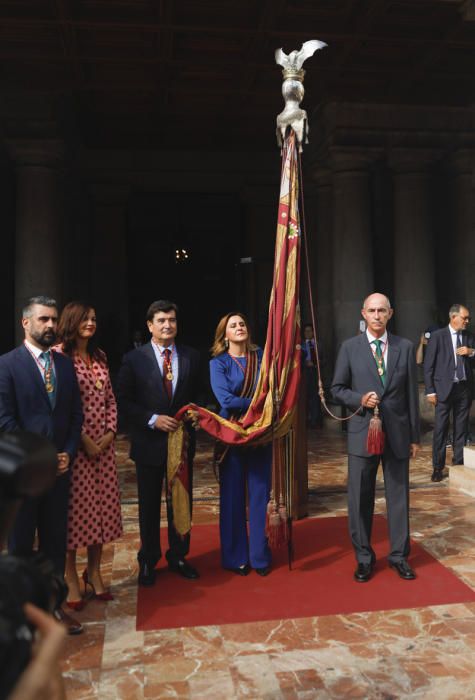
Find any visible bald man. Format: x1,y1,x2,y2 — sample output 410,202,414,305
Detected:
331,293,420,583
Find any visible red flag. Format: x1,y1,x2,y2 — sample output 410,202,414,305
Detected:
170,131,302,536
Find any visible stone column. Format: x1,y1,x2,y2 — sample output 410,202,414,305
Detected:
331,148,377,347
10,140,64,342
450,150,475,312
390,149,438,343
90,184,130,376
308,169,334,381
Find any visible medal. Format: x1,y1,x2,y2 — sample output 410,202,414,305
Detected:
377,367,384,376
166,371,174,381
45,382,54,393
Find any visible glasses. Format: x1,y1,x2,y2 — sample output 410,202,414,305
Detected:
458,315,471,322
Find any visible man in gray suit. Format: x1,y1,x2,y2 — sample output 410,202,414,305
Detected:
331,293,420,583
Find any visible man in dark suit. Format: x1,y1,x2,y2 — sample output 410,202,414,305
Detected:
331,293,420,583
423,303,474,482
0,296,84,633
117,300,201,586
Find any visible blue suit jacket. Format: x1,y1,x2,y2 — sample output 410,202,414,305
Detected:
423,326,474,402
331,333,420,459
0,344,83,459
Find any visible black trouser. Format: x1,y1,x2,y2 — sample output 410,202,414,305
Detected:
347,448,410,565
8,471,70,578
135,459,191,567
433,381,471,468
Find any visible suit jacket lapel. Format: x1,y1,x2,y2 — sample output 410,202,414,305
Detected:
360,334,384,392
445,327,456,373
143,342,168,401
383,333,400,394
51,350,62,411
173,345,189,410
20,345,52,410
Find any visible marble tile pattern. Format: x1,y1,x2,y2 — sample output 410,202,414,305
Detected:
60,423,475,699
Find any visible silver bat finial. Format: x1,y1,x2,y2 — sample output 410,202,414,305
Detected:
275,39,327,152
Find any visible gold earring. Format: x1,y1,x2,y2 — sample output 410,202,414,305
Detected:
224,338,229,349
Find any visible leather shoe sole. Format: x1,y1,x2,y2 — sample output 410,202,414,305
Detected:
168,560,200,579
54,608,83,635
389,560,416,580
354,563,373,583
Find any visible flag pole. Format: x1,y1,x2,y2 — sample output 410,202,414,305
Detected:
274,40,327,569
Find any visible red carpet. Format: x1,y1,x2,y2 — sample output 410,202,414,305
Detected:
136,515,475,631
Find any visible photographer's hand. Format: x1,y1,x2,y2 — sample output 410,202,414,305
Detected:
8,603,66,700
56,453,70,475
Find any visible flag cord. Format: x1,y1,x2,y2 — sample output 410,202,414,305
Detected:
297,150,360,423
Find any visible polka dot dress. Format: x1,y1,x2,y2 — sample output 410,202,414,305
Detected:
54,347,123,550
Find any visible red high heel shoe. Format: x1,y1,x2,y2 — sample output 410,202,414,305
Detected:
66,598,85,612
82,569,114,601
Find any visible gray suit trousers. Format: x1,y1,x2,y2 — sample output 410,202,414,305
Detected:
348,447,410,564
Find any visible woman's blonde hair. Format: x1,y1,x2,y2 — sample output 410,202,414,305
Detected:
210,311,257,357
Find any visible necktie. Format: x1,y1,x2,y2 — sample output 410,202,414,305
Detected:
456,332,465,381
372,339,386,386
162,348,173,401
41,350,56,405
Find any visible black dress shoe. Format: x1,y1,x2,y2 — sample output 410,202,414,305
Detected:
255,566,271,577
226,564,251,576
54,607,83,635
168,559,199,579
138,562,157,587
389,560,416,580
431,469,444,482
354,562,373,583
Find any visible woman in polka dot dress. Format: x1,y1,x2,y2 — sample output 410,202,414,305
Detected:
55,301,122,608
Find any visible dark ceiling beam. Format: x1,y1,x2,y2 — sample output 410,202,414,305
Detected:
0,17,472,48
1,70,472,96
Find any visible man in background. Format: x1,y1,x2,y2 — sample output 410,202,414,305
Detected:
424,303,474,482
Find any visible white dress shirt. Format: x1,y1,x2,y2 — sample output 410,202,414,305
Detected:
366,329,389,372
148,342,179,429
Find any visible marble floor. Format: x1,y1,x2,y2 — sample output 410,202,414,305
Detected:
61,422,475,699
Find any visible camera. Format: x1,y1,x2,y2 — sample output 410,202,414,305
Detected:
0,432,65,700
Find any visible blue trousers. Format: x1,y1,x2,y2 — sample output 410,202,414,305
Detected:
219,444,271,569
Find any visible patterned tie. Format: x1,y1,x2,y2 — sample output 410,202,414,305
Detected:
372,339,386,386
41,350,56,405
456,332,465,381
162,348,173,401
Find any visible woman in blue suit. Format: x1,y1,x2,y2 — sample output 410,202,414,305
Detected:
210,312,271,576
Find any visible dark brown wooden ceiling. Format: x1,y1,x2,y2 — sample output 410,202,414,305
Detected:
0,0,473,149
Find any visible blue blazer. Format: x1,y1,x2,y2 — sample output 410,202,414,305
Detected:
0,345,83,459
424,326,474,402
331,333,420,459
210,349,263,420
